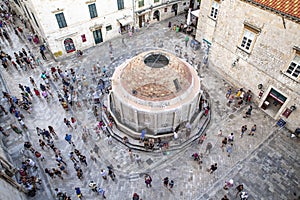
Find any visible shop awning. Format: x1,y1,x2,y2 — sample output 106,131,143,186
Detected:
118,16,133,26
136,9,151,16
191,9,200,17
268,88,287,104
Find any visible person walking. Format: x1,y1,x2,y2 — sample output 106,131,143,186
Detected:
208,163,218,174
100,169,107,180
221,137,227,152
75,187,83,199
79,155,88,166
108,167,116,181
163,177,169,187
56,155,67,165
228,132,234,142
97,187,107,199
226,143,233,157
128,149,134,162
198,133,206,144
53,168,64,180
205,142,213,154
223,179,234,190
248,124,256,136
65,133,75,146
243,105,253,118
132,193,140,200
185,35,189,47
48,126,57,137
68,152,78,163
168,180,174,190
40,49,47,60
240,125,247,138
144,174,152,187
236,184,244,197
57,163,68,174
64,118,73,129
89,181,97,192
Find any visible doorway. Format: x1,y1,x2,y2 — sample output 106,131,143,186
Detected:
153,10,160,21
139,15,145,28
172,4,178,16
261,88,287,117
64,38,76,53
93,29,103,44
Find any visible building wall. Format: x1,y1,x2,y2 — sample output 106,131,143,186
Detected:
196,0,300,130
13,0,193,58
15,0,133,57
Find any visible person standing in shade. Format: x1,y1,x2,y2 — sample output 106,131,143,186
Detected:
185,35,189,47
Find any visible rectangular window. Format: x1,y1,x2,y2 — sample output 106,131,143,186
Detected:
286,55,300,79
154,0,159,2
117,0,124,10
55,13,67,28
240,29,255,51
138,0,144,7
106,25,112,31
164,8,168,12
88,3,98,19
210,1,219,19
183,2,186,6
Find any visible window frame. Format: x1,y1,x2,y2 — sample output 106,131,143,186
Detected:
106,25,112,31
55,13,67,29
88,3,98,19
154,0,159,3
138,0,144,7
117,0,124,10
285,55,300,79
210,0,219,20
238,23,260,54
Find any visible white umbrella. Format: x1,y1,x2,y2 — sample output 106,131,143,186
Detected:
186,8,192,25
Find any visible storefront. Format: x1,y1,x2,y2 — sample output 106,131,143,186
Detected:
117,16,133,34
261,88,287,117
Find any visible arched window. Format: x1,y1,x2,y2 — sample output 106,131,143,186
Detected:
64,38,76,53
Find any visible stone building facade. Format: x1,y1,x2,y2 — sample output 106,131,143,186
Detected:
195,0,300,131
13,0,196,58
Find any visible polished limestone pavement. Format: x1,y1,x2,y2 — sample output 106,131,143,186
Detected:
0,13,299,200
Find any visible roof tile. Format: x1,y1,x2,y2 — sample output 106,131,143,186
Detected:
250,0,300,20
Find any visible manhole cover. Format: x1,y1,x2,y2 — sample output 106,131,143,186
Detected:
146,158,153,165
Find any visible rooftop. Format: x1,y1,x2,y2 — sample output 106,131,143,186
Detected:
243,0,300,22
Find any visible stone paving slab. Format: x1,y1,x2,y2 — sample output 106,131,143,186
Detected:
0,12,299,200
